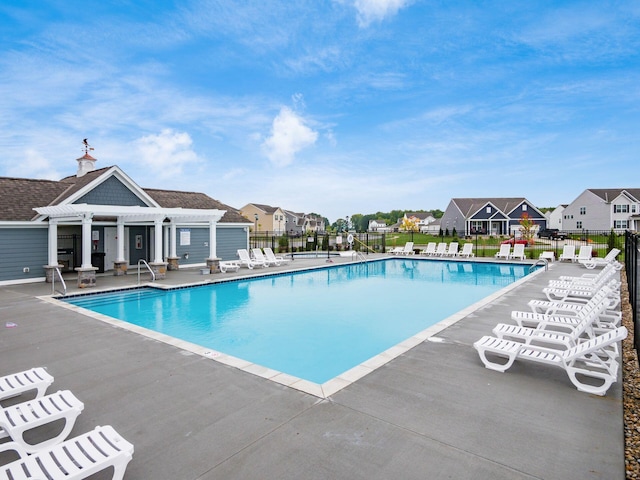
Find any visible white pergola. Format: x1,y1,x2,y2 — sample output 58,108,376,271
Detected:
34,204,225,269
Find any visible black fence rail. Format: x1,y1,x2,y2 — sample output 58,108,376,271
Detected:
625,231,639,353
251,229,626,260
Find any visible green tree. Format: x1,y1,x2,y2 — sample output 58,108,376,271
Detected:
607,229,617,252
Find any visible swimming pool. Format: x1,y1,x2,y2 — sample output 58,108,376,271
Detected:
62,259,534,395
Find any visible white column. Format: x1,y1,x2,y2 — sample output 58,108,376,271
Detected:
208,219,217,259
47,219,59,266
153,217,164,263
163,225,169,259
116,218,125,262
170,221,177,258
81,213,93,268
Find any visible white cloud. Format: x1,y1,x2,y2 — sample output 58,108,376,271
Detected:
261,107,318,167
5,149,62,180
353,0,411,27
134,129,199,178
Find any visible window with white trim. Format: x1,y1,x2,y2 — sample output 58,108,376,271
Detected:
522,205,527,211
576,221,582,228
615,220,628,229
579,207,586,215
614,204,629,213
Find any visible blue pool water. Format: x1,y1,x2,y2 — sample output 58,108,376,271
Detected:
64,259,530,384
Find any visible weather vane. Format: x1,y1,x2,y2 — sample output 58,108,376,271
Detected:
82,138,95,154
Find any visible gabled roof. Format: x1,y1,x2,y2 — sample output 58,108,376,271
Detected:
0,166,247,223
144,189,246,223
0,177,71,221
451,198,527,218
587,189,640,203
250,203,280,214
405,212,433,220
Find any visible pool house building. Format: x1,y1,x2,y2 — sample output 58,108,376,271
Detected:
0,151,251,287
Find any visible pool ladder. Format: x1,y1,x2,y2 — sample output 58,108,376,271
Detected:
137,259,156,285
529,258,549,273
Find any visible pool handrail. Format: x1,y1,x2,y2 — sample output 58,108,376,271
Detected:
137,259,156,284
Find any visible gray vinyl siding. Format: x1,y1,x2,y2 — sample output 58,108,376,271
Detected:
439,202,465,234
175,226,247,264
217,227,248,261
0,227,48,281
74,176,149,206
564,190,610,230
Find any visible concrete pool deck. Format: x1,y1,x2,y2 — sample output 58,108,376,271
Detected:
0,256,624,479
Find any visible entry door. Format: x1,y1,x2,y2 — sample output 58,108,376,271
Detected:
104,227,117,271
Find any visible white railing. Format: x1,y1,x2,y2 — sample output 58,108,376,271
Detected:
137,259,156,285
51,266,67,296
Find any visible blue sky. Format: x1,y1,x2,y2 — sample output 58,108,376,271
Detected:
1,1,638,223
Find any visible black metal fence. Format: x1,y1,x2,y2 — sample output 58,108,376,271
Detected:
251,229,626,259
625,231,639,352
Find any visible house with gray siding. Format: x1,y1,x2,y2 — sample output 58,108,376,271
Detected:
0,150,251,286
563,188,640,233
440,198,547,237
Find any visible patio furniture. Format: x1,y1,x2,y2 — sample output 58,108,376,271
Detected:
252,248,280,266
421,242,437,256
237,249,267,269
0,390,84,453
0,367,53,403
575,245,593,263
473,326,627,396
444,242,459,257
558,245,575,262
494,244,510,259
509,243,526,260
435,243,448,256
263,247,291,264
578,248,621,270
0,425,134,480
219,261,240,273
458,243,475,258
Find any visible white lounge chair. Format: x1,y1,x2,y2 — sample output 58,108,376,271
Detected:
579,248,621,270
543,279,621,306
528,287,620,317
0,390,84,453
264,247,291,265
509,243,526,260
399,242,415,255
575,245,593,263
473,326,627,395
252,248,279,266
237,249,266,269
421,242,437,256
0,425,134,480
219,260,240,273
458,243,474,258
435,243,448,256
494,244,510,259
558,245,576,262
388,246,404,255
511,291,619,331
0,367,53,403
444,242,458,257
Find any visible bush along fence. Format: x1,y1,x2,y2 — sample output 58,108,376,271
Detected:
251,229,626,260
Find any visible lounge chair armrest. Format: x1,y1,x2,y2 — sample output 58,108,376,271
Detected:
0,440,28,458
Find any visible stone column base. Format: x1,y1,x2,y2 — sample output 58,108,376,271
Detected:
149,262,168,280
166,257,180,271
44,265,63,283
75,267,98,288
206,258,221,274
113,261,128,276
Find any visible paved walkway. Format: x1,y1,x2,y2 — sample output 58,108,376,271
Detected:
0,256,623,479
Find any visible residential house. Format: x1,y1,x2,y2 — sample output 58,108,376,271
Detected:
440,198,547,237
563,188,640,233
402,212,436,233
545,205,567,230
0,150,250,286
367,219,388,232
239,203,287,233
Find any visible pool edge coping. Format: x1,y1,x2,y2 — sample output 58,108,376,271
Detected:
38,258,547,399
